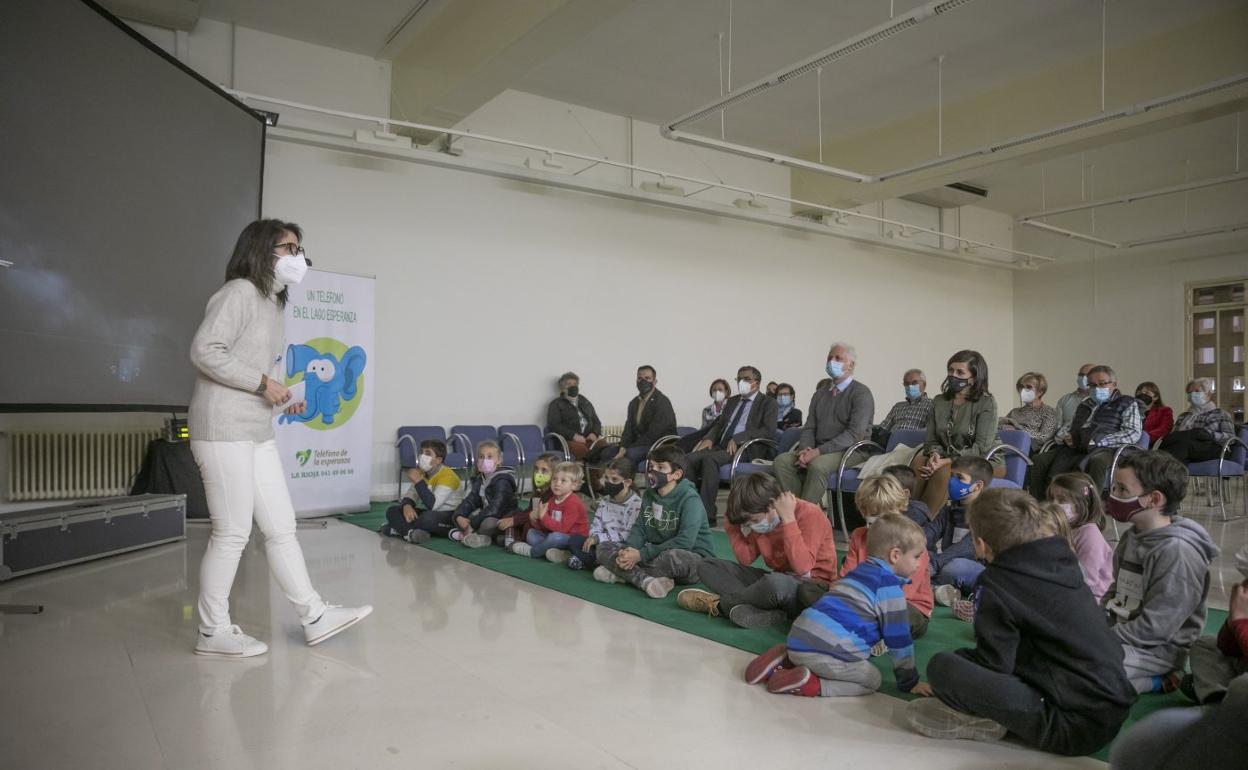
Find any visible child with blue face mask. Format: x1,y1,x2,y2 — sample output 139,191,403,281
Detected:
774,382,803,430
925,455,995,610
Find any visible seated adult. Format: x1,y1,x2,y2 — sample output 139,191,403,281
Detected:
1135,381,1174,447
588,365,676,466
775,382,803,430
909,350,1003,514
680,365,777,525
765,381,779,398
701,378,730,428
879,368,932,437
1028,364,1142,498
998,371,1058,452
1157,378,1235,464
545,371,601,460
1055,362,1095,432
773,342,874,505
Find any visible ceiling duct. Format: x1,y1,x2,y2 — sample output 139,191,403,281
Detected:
904,182,988,208
99,0,201,30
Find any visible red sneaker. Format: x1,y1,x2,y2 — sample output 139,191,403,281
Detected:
744,643,790,685
766,666,820,697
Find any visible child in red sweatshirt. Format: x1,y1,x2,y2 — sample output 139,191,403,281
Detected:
1187,544,1248,704
676,473,837,628
509,461,588,561
841,475,933,639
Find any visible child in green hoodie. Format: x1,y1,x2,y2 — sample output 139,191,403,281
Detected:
594,445,714,599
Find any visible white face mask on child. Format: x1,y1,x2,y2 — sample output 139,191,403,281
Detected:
1059,502,1076,523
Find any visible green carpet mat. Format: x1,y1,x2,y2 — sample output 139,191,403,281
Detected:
339,501,1227,761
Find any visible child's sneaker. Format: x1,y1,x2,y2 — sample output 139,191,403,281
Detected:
510,542,533,557
676,588,721,617
952,598,976,623
377,524,396,537
567,555,584,570
905,698,1007,742
593,566,622,584
404,529,430,545
463,533,492,548
933,584,960,607
766,666,821,697
545,549,571,564
869,639,888,657
744,642,790,684
727,604,786,629
503,530,516,548
643,576,675,599
449,529,466,543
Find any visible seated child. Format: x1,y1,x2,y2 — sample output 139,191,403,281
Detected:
1187,544,1248,704
678,473,836,628
595,445,713,598
381,439,464,543
565,456,642,571
841,476,932,639
494,451,560,548
1104,451,1217,694
881,464,930,526
927,455,994,605
450,440,518,549
906,488,1136,756
509,461,588,560
1047,472,1113,602
744,514,930,698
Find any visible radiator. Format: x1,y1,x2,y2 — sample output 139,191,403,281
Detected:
6,431,160,501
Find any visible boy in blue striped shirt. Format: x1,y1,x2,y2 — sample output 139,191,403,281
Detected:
745,514,934,697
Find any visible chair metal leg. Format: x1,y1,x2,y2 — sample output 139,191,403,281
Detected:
0,604,44,614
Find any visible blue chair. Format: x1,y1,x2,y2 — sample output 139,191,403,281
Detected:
828,428,927,543
448,424,497,470
1081,431,1150,489
498,424,569,467
542,425,572,461
395,425,446,496
721,426,802,482
1168,425,1248,521
988,430,1034,489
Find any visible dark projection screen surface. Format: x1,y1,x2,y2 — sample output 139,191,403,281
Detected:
0,0,264,410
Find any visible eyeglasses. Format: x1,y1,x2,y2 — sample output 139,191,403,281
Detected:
274,242,306,257
1089,380,1115,388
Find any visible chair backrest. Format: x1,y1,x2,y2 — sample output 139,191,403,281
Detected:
885,428,927,452
448,425,497,468
497,424,546,466
1231,426,1248,465
395,426,447,469
1137,431,1150,449
995,430,1033,487
676,426,697,437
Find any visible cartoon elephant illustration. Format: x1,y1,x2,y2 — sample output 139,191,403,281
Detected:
279,343,367,425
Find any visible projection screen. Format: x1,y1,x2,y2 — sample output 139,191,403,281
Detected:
0,0,265,411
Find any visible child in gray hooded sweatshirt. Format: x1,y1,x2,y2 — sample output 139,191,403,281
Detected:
1103,452,1219,694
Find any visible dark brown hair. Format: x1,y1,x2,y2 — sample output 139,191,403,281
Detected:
1047,472,1106,531
968,488,1062,555
225,219,302,308
946,349,990,401
725,473,784,524
1134,381,1164,408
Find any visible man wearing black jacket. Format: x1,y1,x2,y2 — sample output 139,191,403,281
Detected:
589,365,677,467
906,488,1135,756
680,365,778,524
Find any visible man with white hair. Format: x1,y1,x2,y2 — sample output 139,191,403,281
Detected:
773,342,875,505
1157,378,1236,464
880,368,933,433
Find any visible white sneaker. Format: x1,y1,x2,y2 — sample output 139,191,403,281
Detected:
934,584,960,607
304,605,373,646
593,566,622,584
510,542,533,558
643,577,676,599
545,548,571,564
195,625,268,658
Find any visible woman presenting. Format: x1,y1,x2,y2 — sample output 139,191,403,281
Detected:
189,219,371,657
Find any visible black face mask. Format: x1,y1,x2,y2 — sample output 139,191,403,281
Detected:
647,470,670,489
944,376,970,394
601,481,625,497
636,379,654,394
565,385,579,398
1136,393,1153,407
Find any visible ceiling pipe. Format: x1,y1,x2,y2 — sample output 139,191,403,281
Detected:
226,88,1054,267
1122,221,1248,248
1021,220,1121,249
665,0,977,132
1017,171,1248,221
663,71,1248,184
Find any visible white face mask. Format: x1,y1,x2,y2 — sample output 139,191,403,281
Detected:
712,390,726,403
1019,387,1036,404
417,454,435,473
274,253,308,286
737,379,752,396
1059,502,1076,523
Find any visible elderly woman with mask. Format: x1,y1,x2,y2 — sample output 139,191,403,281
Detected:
1156,378,1235,464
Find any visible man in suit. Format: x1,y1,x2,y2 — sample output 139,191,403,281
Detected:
588,365,677,467
680,365,778,525
774,342,875,505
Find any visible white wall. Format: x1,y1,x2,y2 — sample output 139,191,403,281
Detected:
261,137,1015,497
1013,243,1248,407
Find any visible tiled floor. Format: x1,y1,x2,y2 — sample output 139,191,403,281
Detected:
0,516,1118,770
